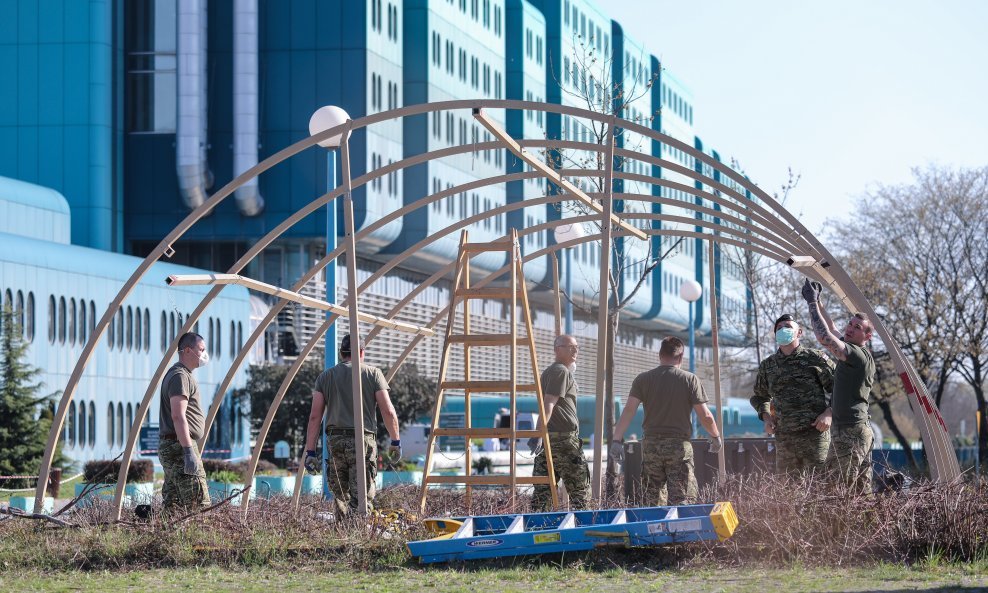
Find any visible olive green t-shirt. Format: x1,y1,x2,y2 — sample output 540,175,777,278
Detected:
832,342,875,426
540,362,579,433
629,365,708,439
159,363,205,441
315,361,389,434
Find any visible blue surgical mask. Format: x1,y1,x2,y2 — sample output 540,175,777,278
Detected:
775,327,798,346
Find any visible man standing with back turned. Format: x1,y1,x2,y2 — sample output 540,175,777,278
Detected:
802,279,876,491
750,313,836,475
611,336,722,506
303,334,401,518
529,335,590,511
158,332,211,510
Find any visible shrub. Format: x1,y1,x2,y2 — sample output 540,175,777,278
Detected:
201,459,276,481
83,459,154,484
208,470,242,484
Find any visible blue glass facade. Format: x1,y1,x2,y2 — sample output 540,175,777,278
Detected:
0,0,120,251
1,0,753,345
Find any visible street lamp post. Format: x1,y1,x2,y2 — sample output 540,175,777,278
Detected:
308,105,350,501
553,222,585,335
679,279,702,373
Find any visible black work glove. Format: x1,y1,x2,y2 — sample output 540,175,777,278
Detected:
801,278,822,303
304,450,321,476
527,437,542,455
182,446,203,476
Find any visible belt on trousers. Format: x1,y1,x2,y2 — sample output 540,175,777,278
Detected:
546,431,578,438
327,428,372,436
160,434,178,442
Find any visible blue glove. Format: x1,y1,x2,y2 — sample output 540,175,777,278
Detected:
303,450,320,475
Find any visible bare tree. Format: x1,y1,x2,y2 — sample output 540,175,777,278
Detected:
832,166,988,470
546,33,685,496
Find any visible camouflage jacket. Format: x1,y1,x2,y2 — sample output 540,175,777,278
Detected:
750,345,835,434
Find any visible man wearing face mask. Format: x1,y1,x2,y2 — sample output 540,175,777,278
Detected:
529,335,590,511
750,314,836,475
157,332,211,510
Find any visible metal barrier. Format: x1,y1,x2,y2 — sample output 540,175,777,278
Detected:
622,438,777,502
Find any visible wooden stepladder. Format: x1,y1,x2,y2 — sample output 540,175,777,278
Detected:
418,230,559,513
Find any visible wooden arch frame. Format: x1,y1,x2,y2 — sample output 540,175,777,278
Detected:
33,99,959,517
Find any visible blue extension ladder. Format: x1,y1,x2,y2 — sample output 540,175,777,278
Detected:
408,502,738,563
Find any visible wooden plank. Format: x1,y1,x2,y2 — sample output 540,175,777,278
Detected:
517,251,558,509
431,428,544,438
454,287,516,300
461,242,512,252
440,381,538,392
463,240,473,510
424,475,557,485
447,334,516,346
419,233,470,514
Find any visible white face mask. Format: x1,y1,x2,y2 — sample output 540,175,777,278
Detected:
197,350,210,368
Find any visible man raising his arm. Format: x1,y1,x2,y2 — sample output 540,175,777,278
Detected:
802,279,876,492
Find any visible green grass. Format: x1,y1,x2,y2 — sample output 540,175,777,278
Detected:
1,565,987,593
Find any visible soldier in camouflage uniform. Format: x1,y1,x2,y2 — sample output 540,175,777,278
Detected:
157,332,211,511
303,334,401,518
530,335,590,511
611,337,722,506
802,280,877,492
751,313,836,475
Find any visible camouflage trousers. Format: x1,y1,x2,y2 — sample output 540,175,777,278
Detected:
159,439,210,510
532,431,590,511
827,423,874,492
327,432,378,518
642,437,696,506
775,428,830,476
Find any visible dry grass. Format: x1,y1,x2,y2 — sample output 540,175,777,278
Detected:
1,475,986,571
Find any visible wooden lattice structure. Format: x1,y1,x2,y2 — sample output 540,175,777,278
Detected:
30,100,960,519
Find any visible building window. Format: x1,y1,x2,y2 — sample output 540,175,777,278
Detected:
125,0,177,133
127,403,134,440
79,400,87,448
67,401,76,447
135,307,142,351
117,402,125,446
144,309,151,351
58,297,66,344
26,292,35,342
127,306,134,350
107,403,115,446
68,298,76,345
116,308,125,350
78,299,87,345
89,402,96,447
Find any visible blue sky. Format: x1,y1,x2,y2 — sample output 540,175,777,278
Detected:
606,0,988,233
